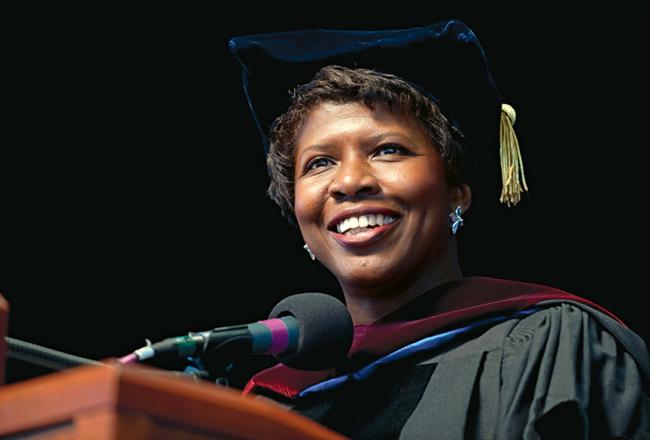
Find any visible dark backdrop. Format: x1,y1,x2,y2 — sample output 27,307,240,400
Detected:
2,4,647,386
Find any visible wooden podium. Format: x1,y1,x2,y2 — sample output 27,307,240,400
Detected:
0,295,346,439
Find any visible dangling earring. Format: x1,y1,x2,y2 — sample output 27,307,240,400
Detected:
303,244,316,261
449,205,464,235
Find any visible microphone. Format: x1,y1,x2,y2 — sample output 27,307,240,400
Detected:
120,292,353,371
269,292,353,370
124,317,299,363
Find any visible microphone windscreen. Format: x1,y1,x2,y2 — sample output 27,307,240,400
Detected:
268,292,353,370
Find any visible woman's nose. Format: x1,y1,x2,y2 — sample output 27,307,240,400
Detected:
328,158,380,200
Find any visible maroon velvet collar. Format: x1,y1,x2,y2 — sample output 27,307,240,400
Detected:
244,276,622,399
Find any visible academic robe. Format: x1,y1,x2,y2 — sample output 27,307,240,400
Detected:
244,277,650,439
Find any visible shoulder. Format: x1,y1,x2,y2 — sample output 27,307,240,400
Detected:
492,302,650,439
503,301,650,378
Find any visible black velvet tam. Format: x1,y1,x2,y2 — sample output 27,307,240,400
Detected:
228,19,503,177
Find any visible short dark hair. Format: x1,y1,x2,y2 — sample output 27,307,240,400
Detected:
267,65,464,225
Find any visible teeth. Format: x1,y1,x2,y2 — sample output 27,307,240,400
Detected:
334,213,398,234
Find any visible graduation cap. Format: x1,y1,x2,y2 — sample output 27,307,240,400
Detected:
229,19,528,206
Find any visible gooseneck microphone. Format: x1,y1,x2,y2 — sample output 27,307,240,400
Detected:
119,292,353,371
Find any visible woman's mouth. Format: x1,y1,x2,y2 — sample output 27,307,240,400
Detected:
328,214,400,248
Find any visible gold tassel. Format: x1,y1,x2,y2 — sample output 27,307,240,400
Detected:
499,103,528,206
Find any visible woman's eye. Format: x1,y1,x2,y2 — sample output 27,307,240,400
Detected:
375,144,408,156
307,157,333,171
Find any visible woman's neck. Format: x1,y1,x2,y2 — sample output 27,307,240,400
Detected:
341,241,463,325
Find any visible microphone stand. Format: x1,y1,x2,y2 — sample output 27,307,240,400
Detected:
6,337,102,371
4,337,212,382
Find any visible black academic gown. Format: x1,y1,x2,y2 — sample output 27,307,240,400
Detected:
247,278,650,440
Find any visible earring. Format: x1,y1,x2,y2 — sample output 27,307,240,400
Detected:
303,244,316,261
449,205,464,235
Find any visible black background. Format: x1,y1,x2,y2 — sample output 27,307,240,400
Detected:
1,4,648,386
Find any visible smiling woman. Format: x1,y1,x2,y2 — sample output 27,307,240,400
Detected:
229,20,649,439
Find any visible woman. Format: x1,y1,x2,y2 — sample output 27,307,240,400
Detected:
229,20,649,439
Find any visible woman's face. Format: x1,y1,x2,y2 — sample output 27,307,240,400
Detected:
294,101,458,295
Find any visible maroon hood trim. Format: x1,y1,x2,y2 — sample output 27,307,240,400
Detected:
244,277,623,399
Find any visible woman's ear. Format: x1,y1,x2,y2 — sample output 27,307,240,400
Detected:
450,184,472,213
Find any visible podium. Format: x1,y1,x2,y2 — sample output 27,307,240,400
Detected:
0,295,346,439
0,362,347,439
